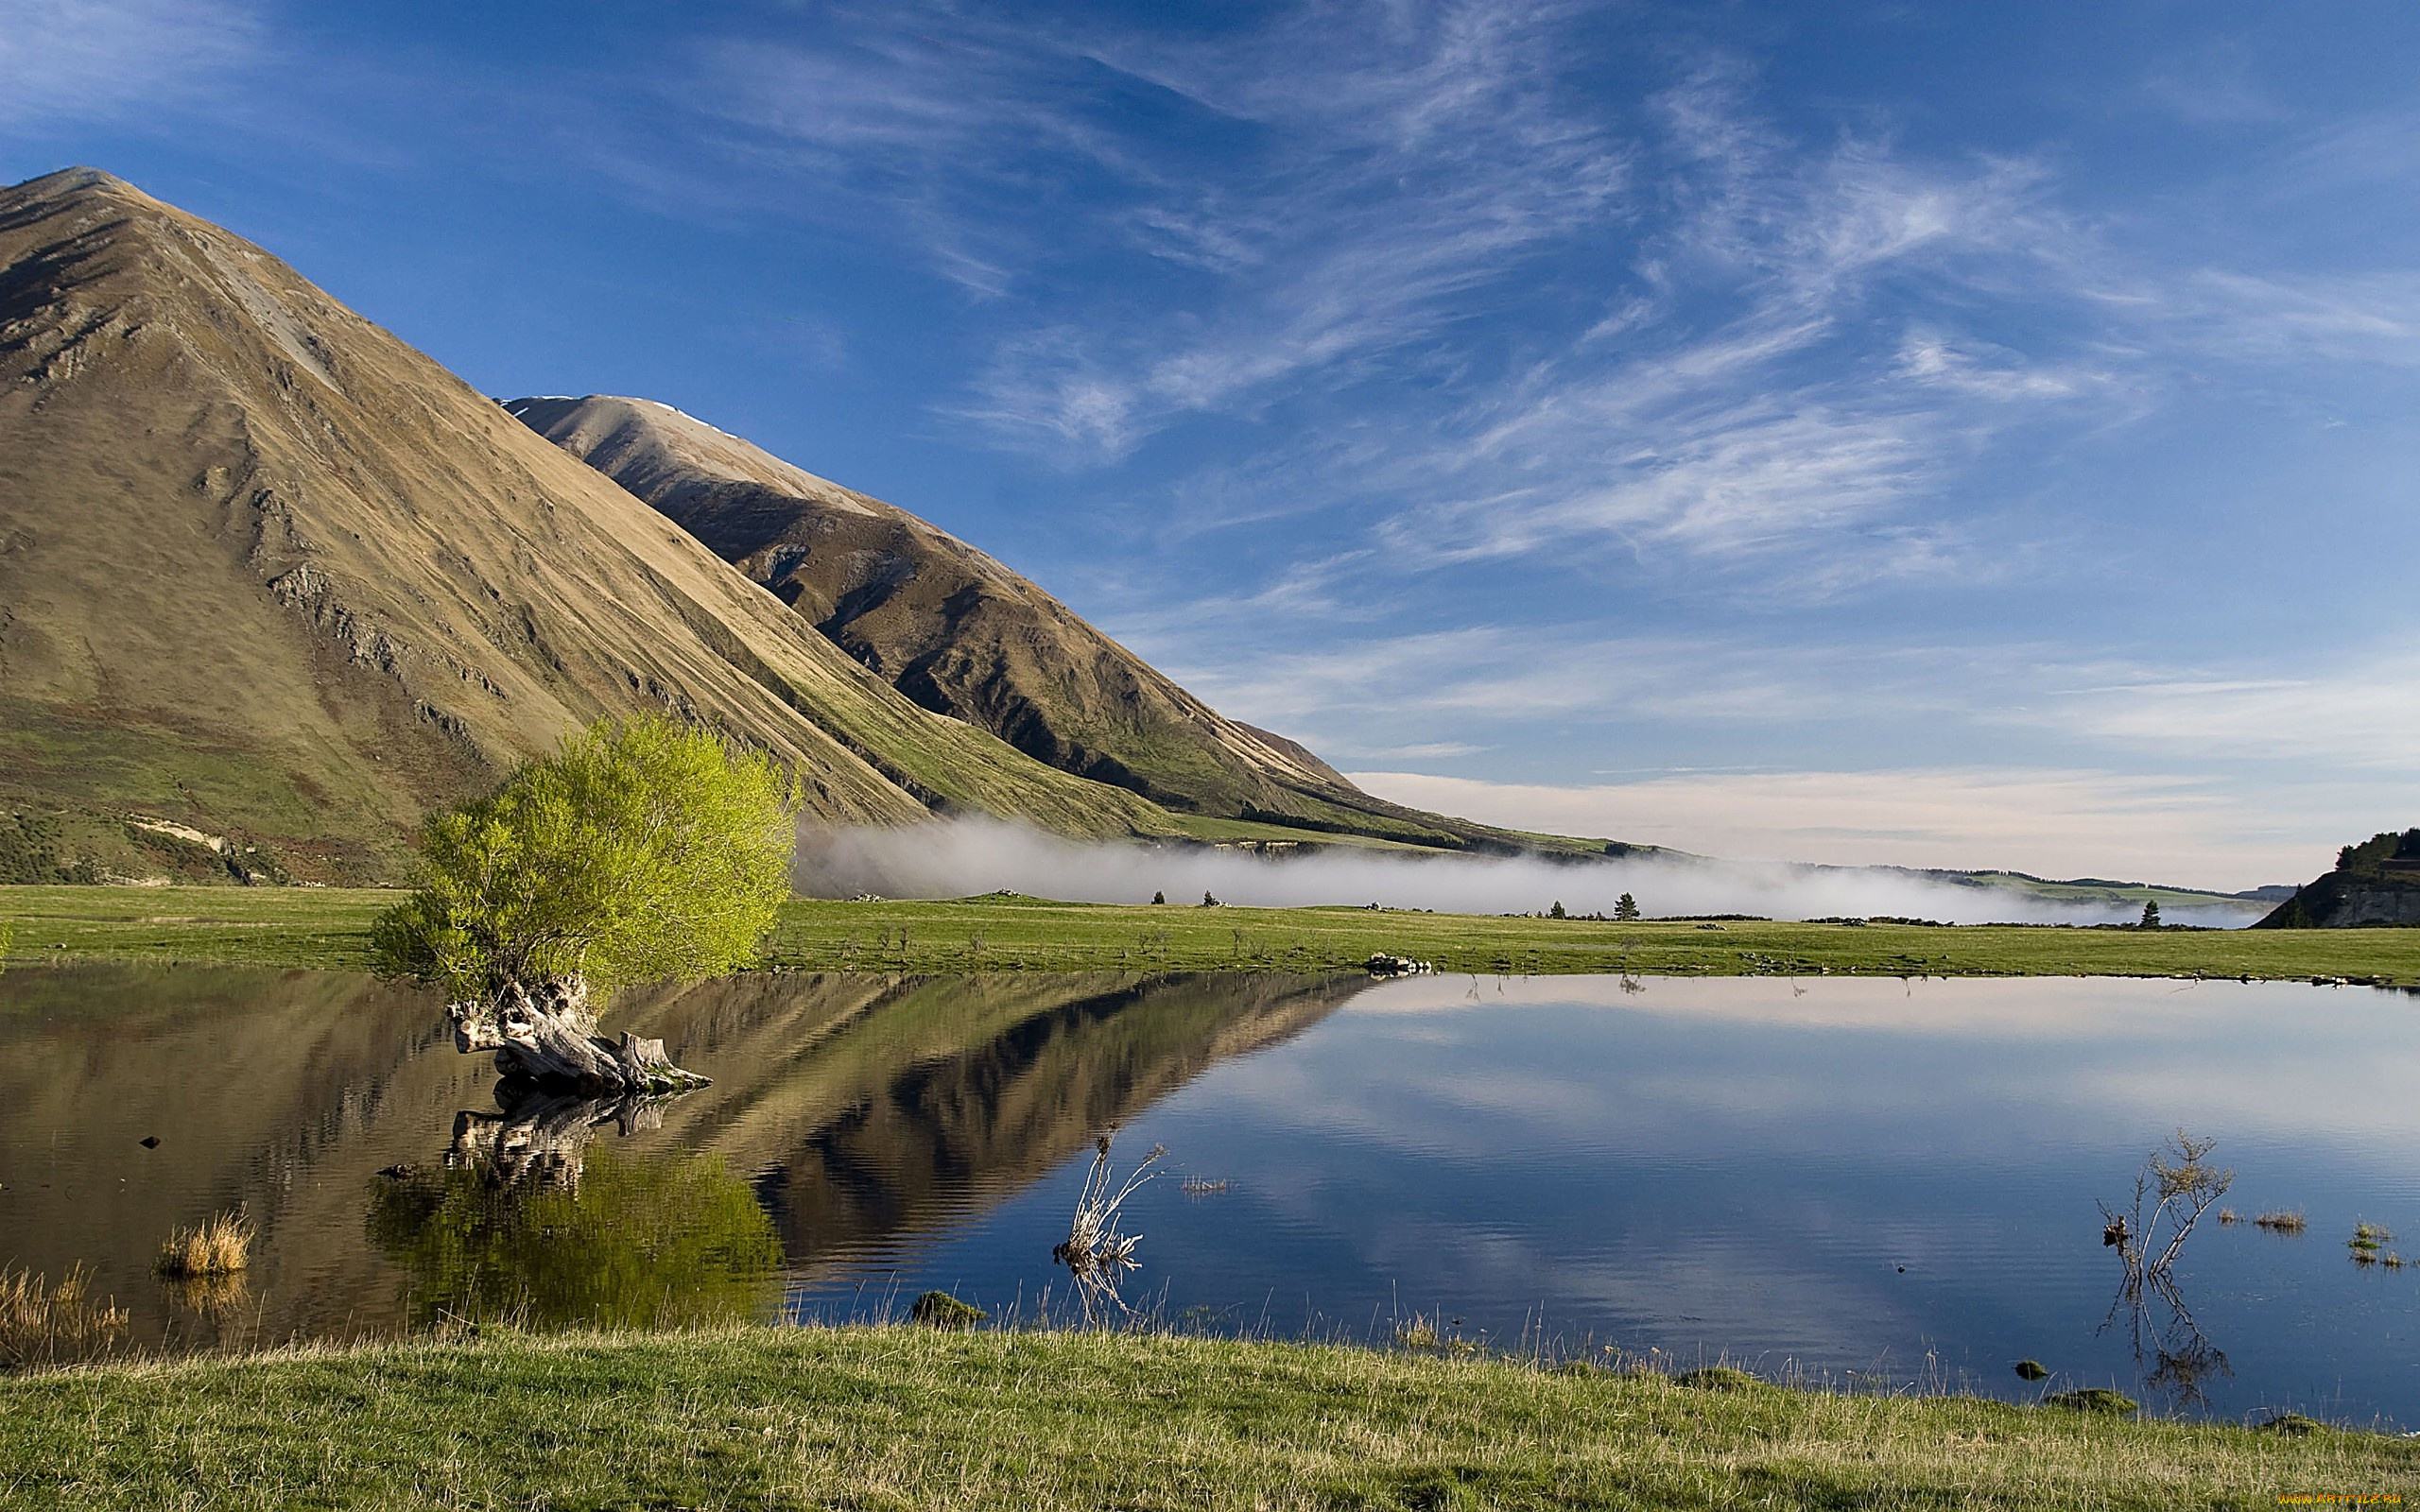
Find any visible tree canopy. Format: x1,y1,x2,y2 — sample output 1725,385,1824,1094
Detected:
372,715,802,1004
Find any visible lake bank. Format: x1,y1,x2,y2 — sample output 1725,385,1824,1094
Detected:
4,1325,2409,1509
5,885,2419,981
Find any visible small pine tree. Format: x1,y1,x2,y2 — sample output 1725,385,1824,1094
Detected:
1549,901,1566,919
1615,892,1639,921
1201,890,1220,907
1151,890,1166,905
2138,899,2161,930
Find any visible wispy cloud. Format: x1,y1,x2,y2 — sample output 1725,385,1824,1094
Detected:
694,1,1633,464
0,0,262,128
2048,651,2420,770
2171,269,2420,369
1347,766,2316,887
1145,627,1950,740
672,7,2242,603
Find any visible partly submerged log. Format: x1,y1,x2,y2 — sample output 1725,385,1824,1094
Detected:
447,975,710,1096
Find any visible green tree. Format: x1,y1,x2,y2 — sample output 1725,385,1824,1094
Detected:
1614,893,1640,922
2138,899,2161,930
1548,901,1566,919
373,714,801,1005
372,715,801,1092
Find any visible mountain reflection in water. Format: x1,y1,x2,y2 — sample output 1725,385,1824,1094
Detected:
7,966,2420,1427
0,964,1362,1352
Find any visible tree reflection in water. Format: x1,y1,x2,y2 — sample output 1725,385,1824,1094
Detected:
367,1082,782,1332
2100,1279,2234,1414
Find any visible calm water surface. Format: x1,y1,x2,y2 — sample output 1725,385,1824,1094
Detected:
3,965,2415,1426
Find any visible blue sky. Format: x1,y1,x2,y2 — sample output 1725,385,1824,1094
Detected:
6,0,2417,888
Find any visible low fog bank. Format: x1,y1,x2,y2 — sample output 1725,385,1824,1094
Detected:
796,819,2261,927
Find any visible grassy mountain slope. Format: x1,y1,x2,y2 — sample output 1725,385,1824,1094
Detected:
511,395,1609,856
0,168,1217,880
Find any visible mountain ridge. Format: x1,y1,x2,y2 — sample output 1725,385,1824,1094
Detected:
510,393,1612,856
0,167,1214,880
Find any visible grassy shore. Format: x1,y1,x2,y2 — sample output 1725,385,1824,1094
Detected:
2,1327,2410,1510
5,885,2418,983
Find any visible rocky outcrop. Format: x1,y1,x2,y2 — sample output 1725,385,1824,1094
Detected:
2255,829,2420,928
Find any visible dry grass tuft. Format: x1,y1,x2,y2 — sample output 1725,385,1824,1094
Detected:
0,1263,129,1368
155,1211,253,1278
2252,1210,2307,1233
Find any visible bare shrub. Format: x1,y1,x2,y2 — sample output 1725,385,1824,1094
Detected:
2100,1131,2231,1296
1051,1132,1164,1322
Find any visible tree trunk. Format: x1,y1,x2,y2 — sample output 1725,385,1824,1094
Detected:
447,975,710,1096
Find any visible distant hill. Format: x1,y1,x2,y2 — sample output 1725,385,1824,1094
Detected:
0,167,1622,884
0,168,1231,882
2254,830,2420,928
510,394,1613,856
1914,868,2279,919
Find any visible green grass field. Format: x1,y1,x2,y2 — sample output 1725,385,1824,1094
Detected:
5,885,2419,982
1,1326,2409,1510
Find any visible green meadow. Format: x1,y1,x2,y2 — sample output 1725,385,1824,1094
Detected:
3,1327,2410,1511
5,885,2417,983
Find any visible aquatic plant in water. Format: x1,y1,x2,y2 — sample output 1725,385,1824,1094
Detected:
0,1263,129,1369
1052,1131,1164,1322
156,1211,254,1277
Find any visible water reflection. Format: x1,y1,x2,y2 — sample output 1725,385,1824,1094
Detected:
0,963,1360,1352
8,964,2420,1424
446,1086,683,1190
674,972,1359,1266
2116,1293,2234,1415
366,1144,781,1331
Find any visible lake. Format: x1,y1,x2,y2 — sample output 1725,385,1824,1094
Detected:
3,964,2415,1426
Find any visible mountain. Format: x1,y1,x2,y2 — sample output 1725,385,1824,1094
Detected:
0,168,1220,882
510,394,1610,855
2254,829,2420,928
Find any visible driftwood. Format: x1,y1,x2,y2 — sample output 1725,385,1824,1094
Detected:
447,975,709,1096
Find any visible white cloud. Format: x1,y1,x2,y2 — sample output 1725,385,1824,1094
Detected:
2175,268,2420,369
0,0,260,127
2050,652,2420,769
1142,626,1948,741
697,2,1633,464
1346,767,2316,887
